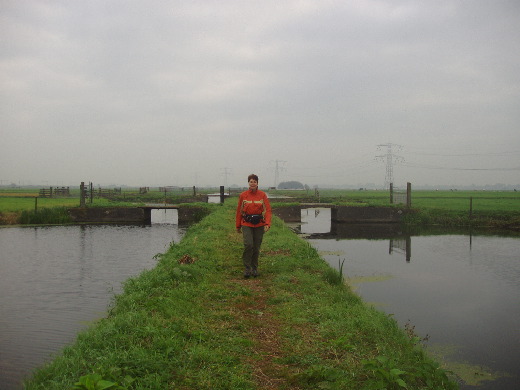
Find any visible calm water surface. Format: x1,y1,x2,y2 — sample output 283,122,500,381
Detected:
2,207,518,389
0,210,183,390
298,208,520,390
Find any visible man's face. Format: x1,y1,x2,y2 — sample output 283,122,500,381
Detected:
248,179,258,190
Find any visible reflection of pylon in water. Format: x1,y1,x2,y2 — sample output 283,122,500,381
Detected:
376,143,403,189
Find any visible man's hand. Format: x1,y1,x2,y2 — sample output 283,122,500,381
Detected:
264,225,270,232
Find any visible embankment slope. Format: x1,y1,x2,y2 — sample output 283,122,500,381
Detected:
25,203,457,389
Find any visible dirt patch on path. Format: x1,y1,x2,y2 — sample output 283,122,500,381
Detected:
228,275,296,390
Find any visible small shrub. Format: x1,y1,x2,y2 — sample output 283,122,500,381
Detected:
19,207,72,224
323,259,345,286
72,372,134,390
362,356,408,389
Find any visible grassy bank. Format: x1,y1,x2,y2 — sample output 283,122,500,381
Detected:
268,189,520,229
0,196,211,225
401,207,520,229
2,188,518,228
25,203,457,389
18,207,73,225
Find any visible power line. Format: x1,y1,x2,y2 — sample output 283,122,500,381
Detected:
400,162,520,171
403,147,520,157
289,159,381,178
405,152,520,157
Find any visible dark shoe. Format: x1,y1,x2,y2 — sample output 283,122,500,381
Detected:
244,271,251,279
252,269,259,277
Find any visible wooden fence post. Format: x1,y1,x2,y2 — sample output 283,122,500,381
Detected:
406,182,412,208
389,183,394,204
80,182,85,207
220,186,225,204
469,197,473,219
35,197,38,213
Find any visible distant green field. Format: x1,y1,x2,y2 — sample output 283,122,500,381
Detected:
0,188,199,213
409,192,519,213
270,188,519,213
0,196,80,212
1,188,518,212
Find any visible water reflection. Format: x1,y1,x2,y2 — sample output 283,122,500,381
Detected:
151,208,178,224
301,208,331,234
208,193,229,204
0,223,184,390
292,208,520,390
389,237,411,262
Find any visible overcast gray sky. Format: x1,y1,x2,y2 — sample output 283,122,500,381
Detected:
2,0,519,188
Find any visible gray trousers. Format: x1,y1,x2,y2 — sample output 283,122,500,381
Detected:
241,226,264,271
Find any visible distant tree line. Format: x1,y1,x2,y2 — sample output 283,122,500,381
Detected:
277,181,306,190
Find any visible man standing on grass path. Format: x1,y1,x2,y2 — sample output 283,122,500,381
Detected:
236,174,272,278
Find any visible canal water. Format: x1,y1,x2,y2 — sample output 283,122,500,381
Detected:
294,208,520,390
0,209,183,390
1,207,518,389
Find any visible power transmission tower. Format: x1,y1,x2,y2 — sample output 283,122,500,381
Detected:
220,167,232,188
376,143,403,189
272,160,287,188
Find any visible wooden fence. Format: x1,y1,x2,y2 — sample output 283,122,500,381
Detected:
97,188,122,198
390,182,411,207
38,187,70,198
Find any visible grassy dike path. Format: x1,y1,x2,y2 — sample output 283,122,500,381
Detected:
26,203,457,390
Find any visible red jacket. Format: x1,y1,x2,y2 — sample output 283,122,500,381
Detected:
236,189,272,229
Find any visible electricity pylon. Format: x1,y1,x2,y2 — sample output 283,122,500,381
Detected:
272,160,287,188
220,167,232,188
376,143,403,189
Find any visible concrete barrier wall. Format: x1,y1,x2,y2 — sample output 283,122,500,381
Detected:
68,207,146,224
68,205,405,225
330,223,405,238
272,206,303,223
332,206,403,223
67,206,211,224
273,205,407,224
177,206,212,224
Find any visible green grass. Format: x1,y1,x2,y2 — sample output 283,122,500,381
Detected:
268,188,519,209
2,188,518,228
24,203,458,389
0,197,141,224
19,207,73,225
403,191,519,212
0,197,80,212
0,187,214,213
268,189,520,228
